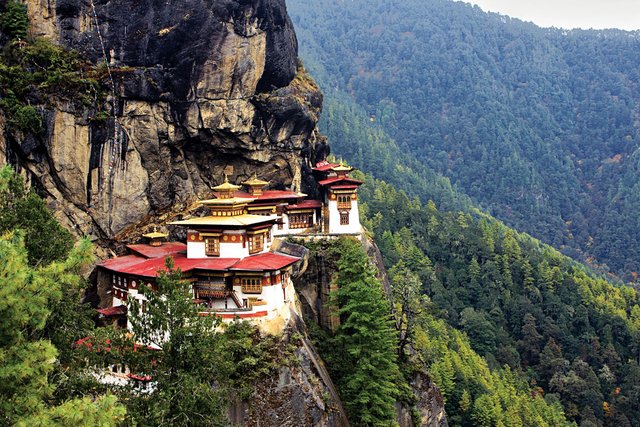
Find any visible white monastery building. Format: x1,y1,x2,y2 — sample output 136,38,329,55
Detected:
96,161,363,329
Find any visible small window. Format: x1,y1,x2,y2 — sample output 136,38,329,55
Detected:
337,195,352,209
248,234,264,254
340,211,350,225
241,278,263,294
289,213,313,229
205,238,220,256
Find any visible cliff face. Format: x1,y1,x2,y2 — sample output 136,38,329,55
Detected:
2,0,327,242
229,317,349,427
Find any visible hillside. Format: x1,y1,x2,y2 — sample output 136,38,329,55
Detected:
356,173,640,426
288,0,640,279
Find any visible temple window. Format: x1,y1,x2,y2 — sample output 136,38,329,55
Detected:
337,195,352,209
205,237,220,256
289,213,313,229
241,278,262,294
340,211,350,225
248,234,264,254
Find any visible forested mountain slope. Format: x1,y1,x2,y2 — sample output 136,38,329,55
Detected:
356,174,640,426
288,0,640,278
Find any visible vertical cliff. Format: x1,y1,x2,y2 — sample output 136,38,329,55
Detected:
1,0,327,243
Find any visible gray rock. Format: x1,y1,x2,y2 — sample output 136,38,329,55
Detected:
4,0,323,242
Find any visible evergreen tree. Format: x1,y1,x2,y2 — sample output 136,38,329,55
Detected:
0,0,29,40
0,231,125,425
389,260,428,358
329,238,401,426
122,257,228,426
0,166,73,266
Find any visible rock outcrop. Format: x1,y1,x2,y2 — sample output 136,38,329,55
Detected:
229,317,349,427
3,0,327,243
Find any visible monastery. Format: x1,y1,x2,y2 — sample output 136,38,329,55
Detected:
96,161,363,331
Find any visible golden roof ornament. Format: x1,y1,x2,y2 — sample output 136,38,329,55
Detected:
332,163,352,173
242,173,268,187
143,227,168,246
212,174,241,194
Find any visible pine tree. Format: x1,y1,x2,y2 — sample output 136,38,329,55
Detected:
0,231,125,425
329,238,401,426
389,260,427,358
0,0,29,39
0,166,73,266
123,257,228,426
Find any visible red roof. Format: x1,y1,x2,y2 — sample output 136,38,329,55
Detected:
230,252,299,271
234,189,302,201
313,161,340,172
126,242,186,259
317,177,364,187
99,252,240,278
100,250,300,277
100,255,150,272
97,305,127,317
127,373,152,382
329,185,359,190
286,199,322,210
74,336,158,353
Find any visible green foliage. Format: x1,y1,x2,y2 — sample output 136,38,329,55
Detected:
16,395,126,427
0,231,125,426
308,238,403,426
0,0,28,40
289,0,640,279
121,257,227,426
357,175,640,425
0,37,101,132
0,166,73,266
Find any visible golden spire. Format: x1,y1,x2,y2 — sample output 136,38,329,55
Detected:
242,173,269,187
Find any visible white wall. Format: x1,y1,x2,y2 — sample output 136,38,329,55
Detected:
219,241,249,258
328,199,361,234
187,236,271,258
230,271,286,313
187,240,206,258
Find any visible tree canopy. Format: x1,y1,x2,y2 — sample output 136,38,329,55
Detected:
357,175,640,425
0,231,125,426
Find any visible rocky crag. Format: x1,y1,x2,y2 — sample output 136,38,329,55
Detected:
1,0,327,246
228,317,350,427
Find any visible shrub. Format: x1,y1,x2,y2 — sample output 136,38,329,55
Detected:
0,0,29,40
